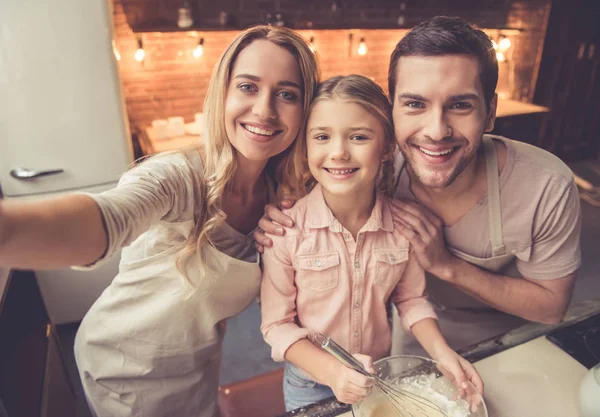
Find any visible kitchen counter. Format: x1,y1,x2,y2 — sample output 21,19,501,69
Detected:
474,336,587,416
146,133,202,154
278,298,600,417
143,124,202,155
495,99,549,118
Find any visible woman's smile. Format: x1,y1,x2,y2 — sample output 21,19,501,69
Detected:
240,121,284,143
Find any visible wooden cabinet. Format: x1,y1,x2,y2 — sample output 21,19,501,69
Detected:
0,270,77,417
533,0,600,161
40,328,77,417
492,113,548,146
121,0,514,32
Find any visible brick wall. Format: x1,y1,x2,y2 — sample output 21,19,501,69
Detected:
506,0,552,102
112,0,551,130
121,0,513,31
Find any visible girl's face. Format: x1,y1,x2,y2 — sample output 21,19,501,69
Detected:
307,98,387,198
224,39,304,163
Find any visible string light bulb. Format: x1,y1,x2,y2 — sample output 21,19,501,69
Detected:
493,35,511,62
498,36,511,52
309,36,316,53
134,39,145,62
357,37,367,56
193,38,204,59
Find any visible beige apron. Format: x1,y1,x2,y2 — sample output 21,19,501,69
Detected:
75,228,262,417
392,136,527,355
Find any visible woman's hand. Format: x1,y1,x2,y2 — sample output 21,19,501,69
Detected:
328,354,376,404
253,199,296,252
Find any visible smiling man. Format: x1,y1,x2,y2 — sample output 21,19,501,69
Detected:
255,16,582,354
387,16,581,353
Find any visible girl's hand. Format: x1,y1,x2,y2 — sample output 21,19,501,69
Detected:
434,349,484,411
253,199,296,252
328,354,376,404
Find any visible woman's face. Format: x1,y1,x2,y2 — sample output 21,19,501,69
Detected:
224,39,304,163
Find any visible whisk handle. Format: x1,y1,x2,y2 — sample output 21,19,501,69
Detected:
314,333,371,377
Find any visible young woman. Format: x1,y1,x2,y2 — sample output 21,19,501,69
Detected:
0,26,319,417
259,75,483,411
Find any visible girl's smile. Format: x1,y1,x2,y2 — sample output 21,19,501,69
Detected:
323,167,359,178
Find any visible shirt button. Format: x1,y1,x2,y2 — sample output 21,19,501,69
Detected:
511,249,517,255
354,302,360,308
344,233,351,240
354,331,359,337
389,255,396,262
354,261,360,268
315,260,322,267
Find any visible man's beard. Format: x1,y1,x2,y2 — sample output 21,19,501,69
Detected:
399,135,480,189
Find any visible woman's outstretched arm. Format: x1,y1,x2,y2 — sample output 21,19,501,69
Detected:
0,194,107,269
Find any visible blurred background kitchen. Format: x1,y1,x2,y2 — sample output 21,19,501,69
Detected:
0,0,599,416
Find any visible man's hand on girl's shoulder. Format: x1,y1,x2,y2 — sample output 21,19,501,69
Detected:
390,199,456,278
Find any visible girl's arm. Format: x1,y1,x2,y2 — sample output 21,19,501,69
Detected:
285,339,375,405
0,195,107,269
392,255,484,394
260,232,310,360
410,318,484,395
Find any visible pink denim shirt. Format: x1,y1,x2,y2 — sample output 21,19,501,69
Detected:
260,184,437,362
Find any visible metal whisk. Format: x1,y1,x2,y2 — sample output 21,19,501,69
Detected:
315,333,448,417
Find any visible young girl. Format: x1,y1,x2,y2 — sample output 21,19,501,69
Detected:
0,26,319,417
260,75,483,411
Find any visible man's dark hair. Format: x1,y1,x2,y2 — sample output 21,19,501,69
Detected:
388,16,498,109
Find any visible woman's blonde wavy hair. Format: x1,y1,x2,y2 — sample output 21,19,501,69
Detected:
176,25,320,284
292,74,397,198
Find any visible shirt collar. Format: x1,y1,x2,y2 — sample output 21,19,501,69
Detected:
303,184,394,233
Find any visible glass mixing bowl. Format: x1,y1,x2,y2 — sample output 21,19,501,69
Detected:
352,355,488,417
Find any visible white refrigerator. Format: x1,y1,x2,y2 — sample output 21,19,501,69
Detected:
0,0,133,323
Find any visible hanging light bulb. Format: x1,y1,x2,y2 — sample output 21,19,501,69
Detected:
496,51,506,62
193,37,204,59
491,39,498,51
112,40,121,61
309,36,316,53
357,37,367,56
498,36,511,52
134,39,145,62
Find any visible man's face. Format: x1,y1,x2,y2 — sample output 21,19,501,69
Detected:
392,55,497,189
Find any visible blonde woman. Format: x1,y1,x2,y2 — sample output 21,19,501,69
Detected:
0,26,319,417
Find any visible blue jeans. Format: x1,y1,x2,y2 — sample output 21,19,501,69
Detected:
283,362,335,411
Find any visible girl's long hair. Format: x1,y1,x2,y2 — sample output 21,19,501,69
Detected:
176,26,320,284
